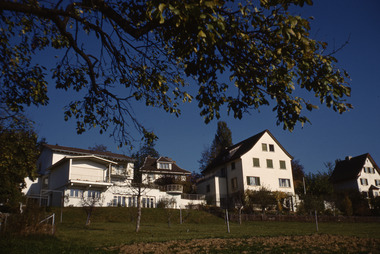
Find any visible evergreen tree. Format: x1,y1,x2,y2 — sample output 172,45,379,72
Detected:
199,121,232,171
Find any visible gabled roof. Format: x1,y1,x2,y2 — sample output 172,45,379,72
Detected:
47,155,117,171
330,153,380,183
203,129,292,173
43,144,133,162
140,156,191,175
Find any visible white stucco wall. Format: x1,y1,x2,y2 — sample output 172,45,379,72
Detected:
240,132,294,195
22,177,42,196
70,159,108,182
49,160,70,190
357,158,380,196
63,184,205,208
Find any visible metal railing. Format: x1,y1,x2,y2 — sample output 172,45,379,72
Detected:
70,174,105,182
181,193,206,200
39,213,55,235
166,184,183,193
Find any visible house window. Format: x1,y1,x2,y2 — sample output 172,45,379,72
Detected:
360,178,368,186
220,168,226,177
364,167,368,173
88,190,100,198
266,159,273,168
70,189,83,198
158,163,170,169
43,177,49,188
148,174,155,181
375,179,380,186
231,177,238,191
262,143,268,151
269,144,275,152
206,184,211,193
128,197,132,207
279,160,286,169
231,162,236,170
253,158,260,167
247,176,260,186
279,178,291,188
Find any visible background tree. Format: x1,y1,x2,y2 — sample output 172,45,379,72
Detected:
0,0,352,147
245,187,276,214
130,140,160,232
80,191,103,226
0,106,40,211
298,168,334,214
88,144,109,153
291,159,306,195
199,121,233,171
131,140,160,176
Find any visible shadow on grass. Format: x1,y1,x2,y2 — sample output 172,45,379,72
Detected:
0,234,117,254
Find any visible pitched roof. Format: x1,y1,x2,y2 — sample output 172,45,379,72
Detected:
47,155,118,171
43,144,133,162
140,156,191,175
330,153,380,183
203,129,292,173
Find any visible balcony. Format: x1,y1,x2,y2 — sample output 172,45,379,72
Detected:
165,184,183,194
111,168,130,179
181,193,206,200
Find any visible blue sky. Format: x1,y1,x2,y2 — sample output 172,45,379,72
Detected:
26,0,380,174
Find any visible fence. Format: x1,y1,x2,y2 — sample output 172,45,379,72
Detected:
228,213,380,223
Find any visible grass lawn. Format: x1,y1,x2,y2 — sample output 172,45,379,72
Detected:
1,207,379,253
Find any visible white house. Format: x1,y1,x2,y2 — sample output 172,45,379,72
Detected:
196,130,295,208
330,153,380,198
140,156,191,184
23,144,205,209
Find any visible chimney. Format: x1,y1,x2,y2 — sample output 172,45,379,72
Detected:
345,156,352,161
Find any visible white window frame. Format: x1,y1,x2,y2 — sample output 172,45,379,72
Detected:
253,158,260,167
158,163,170,170
262,143,268,151
279,178,291,188
279,160,286,169
247,176,260,186
266,159,273,168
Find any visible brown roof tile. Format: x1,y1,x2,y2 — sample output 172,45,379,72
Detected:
140,156,190,174
203,130,292,173
44,144,133,162
330,153,379,183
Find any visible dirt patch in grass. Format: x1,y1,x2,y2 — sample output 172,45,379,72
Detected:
113,234,380,253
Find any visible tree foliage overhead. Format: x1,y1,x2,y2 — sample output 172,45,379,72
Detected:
0,0,351,146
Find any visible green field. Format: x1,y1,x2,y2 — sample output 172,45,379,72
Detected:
1,207,379,253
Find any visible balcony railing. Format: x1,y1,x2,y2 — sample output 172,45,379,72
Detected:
181,193,206,200
70,174,105,182
165,184,183,194
111,168,130,178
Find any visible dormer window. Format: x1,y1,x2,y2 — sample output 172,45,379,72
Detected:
158,163,171,170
